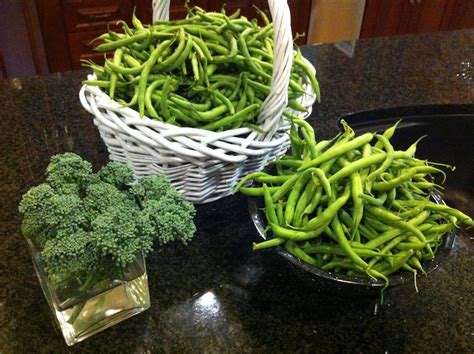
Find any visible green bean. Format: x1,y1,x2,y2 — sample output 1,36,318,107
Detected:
332,214,369,271
270,221,327,241
374,119,401,149
262,184,278,225
363,211,430,249
367,134,394,182
406,135,427,156
366,205,433,256
238,186,280,196
303,184,351,231
137,39,172,117
284,171,312,225
358,223,378,241
361,193,387,206
205,42,229,55
95,32,149,51
144,79,166,119
293,57,321,102
372,165,444,191
253,237,285,250
302,186,323,217
396,240,430,251
364,216,392,233
299,133,374,171
83,80,126,88
109,48,123,99
329,151,411,184
381,250,414,276
304,244,384,258
167,35,194,71
276,200,285,226
271,173,301,203
407,256,426,274
286,241,318,265
350,171,364,233
293,177,317,227
224,31,238,57
212,89,235,115
192,36,213,61
164,105,196,126
201,103,259,131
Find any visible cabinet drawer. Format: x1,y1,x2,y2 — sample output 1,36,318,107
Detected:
67,30,111,69
63,0,133,33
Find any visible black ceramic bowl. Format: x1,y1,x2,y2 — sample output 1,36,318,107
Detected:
248,185,456,297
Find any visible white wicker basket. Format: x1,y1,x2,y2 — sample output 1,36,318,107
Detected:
79,0,317,203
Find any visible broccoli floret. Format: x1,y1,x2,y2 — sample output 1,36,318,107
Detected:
143,189,196,245
19,183,87,247
130,175,172,202
98,161,135,190
41,230,102,276
19,183,55,216
92,206,154,269
54,182,81,196
46,152,96,190
84,181,135,220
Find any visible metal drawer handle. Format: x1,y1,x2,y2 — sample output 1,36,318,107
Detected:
86,13,112,20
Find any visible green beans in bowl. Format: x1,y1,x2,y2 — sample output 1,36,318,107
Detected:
235,118,472,296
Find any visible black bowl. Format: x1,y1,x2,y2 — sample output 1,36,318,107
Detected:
248,191,456,297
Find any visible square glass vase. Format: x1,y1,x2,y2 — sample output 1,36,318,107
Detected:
26,239,151,346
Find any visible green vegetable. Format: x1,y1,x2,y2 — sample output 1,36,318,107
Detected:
19,153,196,323
235,118,473,296
83,5,320,132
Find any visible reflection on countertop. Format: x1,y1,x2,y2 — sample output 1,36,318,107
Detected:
0,30,473,353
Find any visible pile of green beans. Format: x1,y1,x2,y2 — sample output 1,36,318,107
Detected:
235,118,473,289
82,6,320,132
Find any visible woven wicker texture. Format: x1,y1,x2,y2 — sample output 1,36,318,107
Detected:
80,0,316,203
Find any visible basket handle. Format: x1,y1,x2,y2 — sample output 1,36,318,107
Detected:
151,0,293,140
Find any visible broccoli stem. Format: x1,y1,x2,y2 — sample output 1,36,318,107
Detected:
67,273,100,325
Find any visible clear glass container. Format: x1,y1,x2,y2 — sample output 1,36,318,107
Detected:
26,239,150,346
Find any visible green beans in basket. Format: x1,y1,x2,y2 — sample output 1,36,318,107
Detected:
82,6,320,132
235,118,473,292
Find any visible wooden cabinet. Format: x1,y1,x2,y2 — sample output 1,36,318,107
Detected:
360,0,473,38
447,0,474,29
136,0,311,43
37,0,311,73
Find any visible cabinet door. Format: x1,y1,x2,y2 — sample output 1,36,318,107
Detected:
360,0,409,38
448,0,474,30
63,0,133,33
360,0,462,38
135,0,211,24
399,0,455,35
136,0,310,45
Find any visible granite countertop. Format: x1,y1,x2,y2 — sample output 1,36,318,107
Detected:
0,30,473,353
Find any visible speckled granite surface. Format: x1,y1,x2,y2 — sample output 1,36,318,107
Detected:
0,30,473,353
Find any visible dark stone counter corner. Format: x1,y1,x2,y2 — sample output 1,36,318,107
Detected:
0,30,473,353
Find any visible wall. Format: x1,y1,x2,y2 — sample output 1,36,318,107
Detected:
307,0,366,44
0,1,36,78
0,0,47,78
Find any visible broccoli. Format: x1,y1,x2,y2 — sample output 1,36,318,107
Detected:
46,152,96,190
41,230,102,277
130,175,172,202
98,161,135,190
19,183,88,247
19,153,196,298
142,189,196,245
84,181,135,220
91,205,154,269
